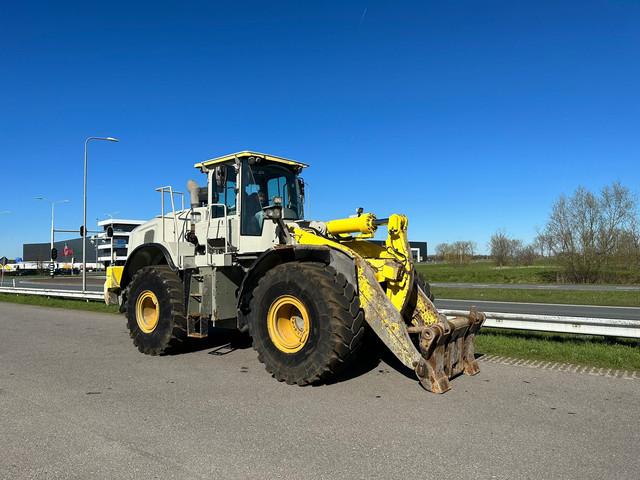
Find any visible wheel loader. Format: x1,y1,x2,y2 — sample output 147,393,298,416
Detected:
104,151,484,393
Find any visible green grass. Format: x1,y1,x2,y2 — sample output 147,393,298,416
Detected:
417,259,640,284
0,293,119,314
416,260,561,284
477,328,640,371
433,287,640,307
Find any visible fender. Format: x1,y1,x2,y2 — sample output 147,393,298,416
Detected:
119,243,177,292
236,244,357,331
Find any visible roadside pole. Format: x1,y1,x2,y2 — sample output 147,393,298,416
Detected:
50,201,55,277
83,136,119,292
0,257,7,286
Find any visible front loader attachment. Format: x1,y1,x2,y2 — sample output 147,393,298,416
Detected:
356,257,485,393
409,309,485,393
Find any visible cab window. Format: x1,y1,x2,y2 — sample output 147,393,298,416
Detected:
241,161,302,236
211,165,236,218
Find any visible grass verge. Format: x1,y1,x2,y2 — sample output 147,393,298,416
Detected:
477,328,640,371
433,287,640,307
416,260,640,284
0,293,119,314
416,261,560,284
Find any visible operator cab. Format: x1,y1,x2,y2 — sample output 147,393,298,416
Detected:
194,151,307,254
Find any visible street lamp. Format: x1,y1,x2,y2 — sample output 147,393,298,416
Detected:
83,136,119,292
35,197,69,276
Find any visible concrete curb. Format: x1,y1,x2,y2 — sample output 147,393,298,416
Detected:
479,354,639,380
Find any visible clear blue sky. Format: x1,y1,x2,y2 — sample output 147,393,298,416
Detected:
1,1,639,257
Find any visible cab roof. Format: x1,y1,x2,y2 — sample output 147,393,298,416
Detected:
194,150,308,170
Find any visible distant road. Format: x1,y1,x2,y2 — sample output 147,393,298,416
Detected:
435,298,640,321
7,276,104,292
11,277,640,293
4,276,639,320
432,282,640,292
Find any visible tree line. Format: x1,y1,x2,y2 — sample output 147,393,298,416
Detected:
435,182,640,283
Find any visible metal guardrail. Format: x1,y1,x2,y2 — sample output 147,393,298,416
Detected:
0,287,637,338
441,309,640,339
0,286,103,301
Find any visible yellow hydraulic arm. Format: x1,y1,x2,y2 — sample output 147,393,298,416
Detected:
293,212,484,393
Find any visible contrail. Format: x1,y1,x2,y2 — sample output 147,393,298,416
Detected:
359,7,368,25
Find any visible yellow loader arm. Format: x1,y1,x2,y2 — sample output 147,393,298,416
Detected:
293,213,485,393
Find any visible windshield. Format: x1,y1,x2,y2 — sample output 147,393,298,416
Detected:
241,161,303,235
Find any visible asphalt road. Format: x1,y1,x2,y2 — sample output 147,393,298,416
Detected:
435,298,640,320
7,276,104,292
432,281,640,291
1,303,639,479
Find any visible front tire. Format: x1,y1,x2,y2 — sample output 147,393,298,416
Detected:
125,265,187,355
248,262,365,385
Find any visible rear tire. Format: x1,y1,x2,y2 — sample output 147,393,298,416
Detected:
125,265,187,355
248,262,365,385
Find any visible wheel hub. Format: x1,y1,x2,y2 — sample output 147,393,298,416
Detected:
267,295,310,353
136,290,159,333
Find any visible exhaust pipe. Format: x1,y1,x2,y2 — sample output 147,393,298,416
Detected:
187,180,201,209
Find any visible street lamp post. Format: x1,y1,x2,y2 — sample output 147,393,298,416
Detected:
0,211,10,286
35,197,69,277
83,136,119,292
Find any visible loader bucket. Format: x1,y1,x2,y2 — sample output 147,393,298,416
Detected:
355,257,485,393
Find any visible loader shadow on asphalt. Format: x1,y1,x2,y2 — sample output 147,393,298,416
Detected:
164,327,252,355
164,327,486,386
166,327,392,385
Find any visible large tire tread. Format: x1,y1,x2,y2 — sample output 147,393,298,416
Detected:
248,261,365,386
124,265,187,355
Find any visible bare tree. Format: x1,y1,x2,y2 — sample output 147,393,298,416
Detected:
435,243,449,261
515,244,537,266
542,182,638,282
490,231,515,266
533,231,553,257
490,231,533,266
435,241,476,264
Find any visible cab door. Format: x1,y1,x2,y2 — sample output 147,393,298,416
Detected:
206,164,239,260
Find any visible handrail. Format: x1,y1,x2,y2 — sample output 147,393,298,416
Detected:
155,186,185,258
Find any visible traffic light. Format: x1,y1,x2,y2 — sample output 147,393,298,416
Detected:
106,226,114,238
51,247,58,260
79,225,84,237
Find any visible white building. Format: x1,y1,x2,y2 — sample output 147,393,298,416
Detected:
95,219,145,267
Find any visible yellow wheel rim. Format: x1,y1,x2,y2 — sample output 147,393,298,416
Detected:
135,290,159,334
267,295,310,353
